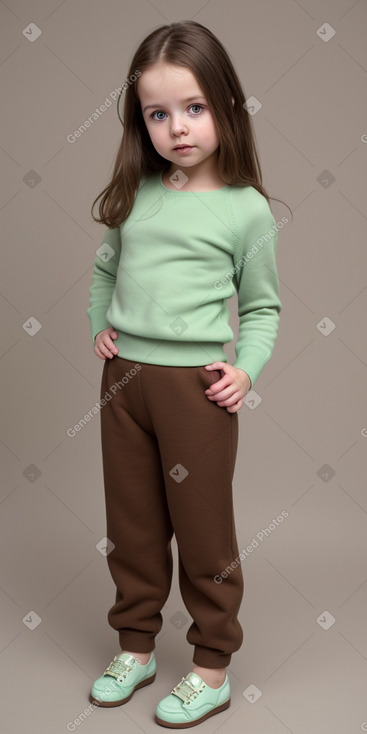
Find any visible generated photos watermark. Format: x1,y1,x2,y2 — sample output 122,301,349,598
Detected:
214,510,289,583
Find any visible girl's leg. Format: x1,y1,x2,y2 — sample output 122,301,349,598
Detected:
139,362,244,671
99,356,174,654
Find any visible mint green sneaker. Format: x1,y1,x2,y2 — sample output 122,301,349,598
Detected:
155,671,230,728
89,651,156,707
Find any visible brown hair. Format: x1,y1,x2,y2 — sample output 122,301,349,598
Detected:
91,20,292,228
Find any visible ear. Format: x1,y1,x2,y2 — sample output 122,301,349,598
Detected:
231,96,235,105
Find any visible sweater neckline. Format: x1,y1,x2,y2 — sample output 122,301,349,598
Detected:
158,169,230,194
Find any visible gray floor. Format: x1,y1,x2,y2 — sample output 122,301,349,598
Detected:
1,1,367,733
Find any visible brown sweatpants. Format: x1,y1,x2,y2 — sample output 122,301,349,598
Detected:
99,355,244,669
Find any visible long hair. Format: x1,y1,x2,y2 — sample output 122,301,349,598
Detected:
91,20,292,228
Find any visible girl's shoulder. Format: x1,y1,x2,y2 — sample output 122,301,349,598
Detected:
229,184,275,224
229,183,268,206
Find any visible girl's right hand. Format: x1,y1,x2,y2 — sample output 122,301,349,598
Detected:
94,327,119,360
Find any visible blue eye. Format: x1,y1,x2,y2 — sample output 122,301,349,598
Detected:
149,104,204,120
151,110,166,120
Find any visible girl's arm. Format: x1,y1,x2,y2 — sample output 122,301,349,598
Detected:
232,195,282,389
87,227,122,344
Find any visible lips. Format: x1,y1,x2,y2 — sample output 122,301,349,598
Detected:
174,145,193,149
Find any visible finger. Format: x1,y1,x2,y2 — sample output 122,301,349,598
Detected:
95,344,106,359
96,341,114,358
106,340,118,354
205,374,231,393
207,386,239,400
227,399,243,413
217,392,243,407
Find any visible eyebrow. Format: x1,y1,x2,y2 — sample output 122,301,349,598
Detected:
142,96,206,113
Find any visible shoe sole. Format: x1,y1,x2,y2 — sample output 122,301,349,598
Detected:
155,697,230,728
89,672,156,707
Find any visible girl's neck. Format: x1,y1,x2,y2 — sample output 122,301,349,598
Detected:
164,154,226,192
163,167,227,192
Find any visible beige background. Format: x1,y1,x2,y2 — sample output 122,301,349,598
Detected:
1,1,367,732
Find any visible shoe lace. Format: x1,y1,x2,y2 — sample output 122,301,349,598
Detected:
103,656,134,680
171,677,205,705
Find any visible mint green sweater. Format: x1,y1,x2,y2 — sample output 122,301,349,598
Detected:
87,170,282,388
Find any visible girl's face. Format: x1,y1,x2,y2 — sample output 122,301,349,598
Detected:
137,62,220,173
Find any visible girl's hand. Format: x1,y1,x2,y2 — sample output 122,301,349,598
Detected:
94,327,119,360
204,362,251,413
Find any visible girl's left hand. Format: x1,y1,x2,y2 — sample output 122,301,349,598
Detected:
204,362,251,413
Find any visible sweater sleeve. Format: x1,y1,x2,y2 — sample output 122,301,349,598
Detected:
232,195,282,388
86,226,122,344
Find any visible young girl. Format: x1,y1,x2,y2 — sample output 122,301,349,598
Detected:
87,20,290,729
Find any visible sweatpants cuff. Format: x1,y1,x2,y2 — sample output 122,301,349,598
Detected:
118,632,155,654
192,645,232,669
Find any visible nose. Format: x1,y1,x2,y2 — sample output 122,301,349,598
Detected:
170,113,189,136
